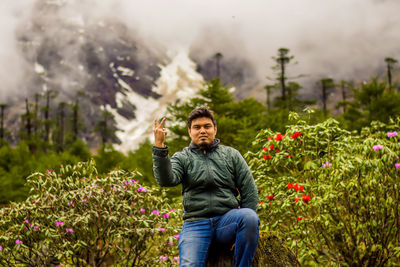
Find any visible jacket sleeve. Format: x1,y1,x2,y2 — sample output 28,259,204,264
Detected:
152,146,184,187
232,149,259,211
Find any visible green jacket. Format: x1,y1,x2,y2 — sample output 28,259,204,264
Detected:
152,139,258,221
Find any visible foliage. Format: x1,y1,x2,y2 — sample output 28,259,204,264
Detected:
339,78,400,131
0,140,92,204
246,113,400,266
119,139,156,186
0,160,182,266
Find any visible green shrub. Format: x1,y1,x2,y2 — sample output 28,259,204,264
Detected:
246,113,400,266
0,160,181,266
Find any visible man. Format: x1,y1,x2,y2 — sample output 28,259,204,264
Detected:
152,106,259,267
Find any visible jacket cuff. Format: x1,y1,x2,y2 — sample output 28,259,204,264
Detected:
152,146,169,157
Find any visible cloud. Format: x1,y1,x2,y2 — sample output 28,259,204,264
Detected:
1,0,400,101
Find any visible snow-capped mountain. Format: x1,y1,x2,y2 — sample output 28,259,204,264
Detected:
2,0,263,151
112,50,204,152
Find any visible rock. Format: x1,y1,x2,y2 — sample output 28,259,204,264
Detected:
206,232,299,267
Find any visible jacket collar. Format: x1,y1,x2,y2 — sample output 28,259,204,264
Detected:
189,138,220,151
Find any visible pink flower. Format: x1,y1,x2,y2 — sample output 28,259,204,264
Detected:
24,219,29,224
33,225,40,230
158,227,166,232
151,210,160,215
167,241,173,245
132,202,137,206
160,256,168,261
66,228,74,233
0,245,2,251
138,187,147,192
56,222,64,227
322,161,332,168
163,213,170,219
169,209,175,212
138,208,145,214
173,234,180,239
82,177,86,180
387,131,397,137
16,240,23,245
174,257,179,262
68,201,73,206
395,163,400,169
373,145,383,151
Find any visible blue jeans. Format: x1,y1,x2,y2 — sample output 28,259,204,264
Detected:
178,208,259,267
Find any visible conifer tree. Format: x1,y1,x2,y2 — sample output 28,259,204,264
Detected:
214,52,223,78
340,77,400,130
272,48,294,102
384,57,398,90
166,78,266,154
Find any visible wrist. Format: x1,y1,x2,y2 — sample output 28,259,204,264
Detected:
155,142,165,148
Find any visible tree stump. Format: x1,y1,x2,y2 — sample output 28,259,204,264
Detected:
206,233,299,267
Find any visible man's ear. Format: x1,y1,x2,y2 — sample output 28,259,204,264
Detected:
214,125,217,135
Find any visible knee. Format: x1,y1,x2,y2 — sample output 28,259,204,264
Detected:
240,208,259,229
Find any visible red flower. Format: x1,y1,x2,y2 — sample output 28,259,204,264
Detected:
290,131,302,139
269,144,274,150
302,194,311,203
287,183,294,189
275,133,283,141
293,183,299,191
297,216,303,222
268,137,272,141
294,197,299,202
299,185,304,191
275,149,281,153
284,155,293,158
257,189,261,194
258,201,265,205
263,154,272,160
266,195,274,200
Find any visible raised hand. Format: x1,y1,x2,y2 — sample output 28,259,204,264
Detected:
154,117,167,148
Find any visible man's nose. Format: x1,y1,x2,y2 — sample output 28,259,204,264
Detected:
200,127,206,133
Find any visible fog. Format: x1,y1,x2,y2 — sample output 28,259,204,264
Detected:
1,0,399,101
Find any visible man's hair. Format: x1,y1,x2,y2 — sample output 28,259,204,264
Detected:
187,106,216,128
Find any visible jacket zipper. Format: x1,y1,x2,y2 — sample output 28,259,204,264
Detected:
202,149,212,211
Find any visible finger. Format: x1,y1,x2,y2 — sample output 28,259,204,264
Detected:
159,117,166,128
154,118,158,128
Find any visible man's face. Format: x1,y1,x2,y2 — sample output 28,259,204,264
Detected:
188,117,217,147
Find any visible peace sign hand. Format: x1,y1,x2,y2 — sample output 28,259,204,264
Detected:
154,117,167,148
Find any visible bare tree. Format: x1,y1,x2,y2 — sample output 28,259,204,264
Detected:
0,104,7,141
42,89,58,142
318,78,335,116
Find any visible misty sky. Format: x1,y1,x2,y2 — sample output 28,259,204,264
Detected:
1,0,400,100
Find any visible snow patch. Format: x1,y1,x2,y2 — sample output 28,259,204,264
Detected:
113,49,204,153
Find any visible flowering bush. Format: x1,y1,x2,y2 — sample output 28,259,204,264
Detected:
0,159,181,266
246,113,400,266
